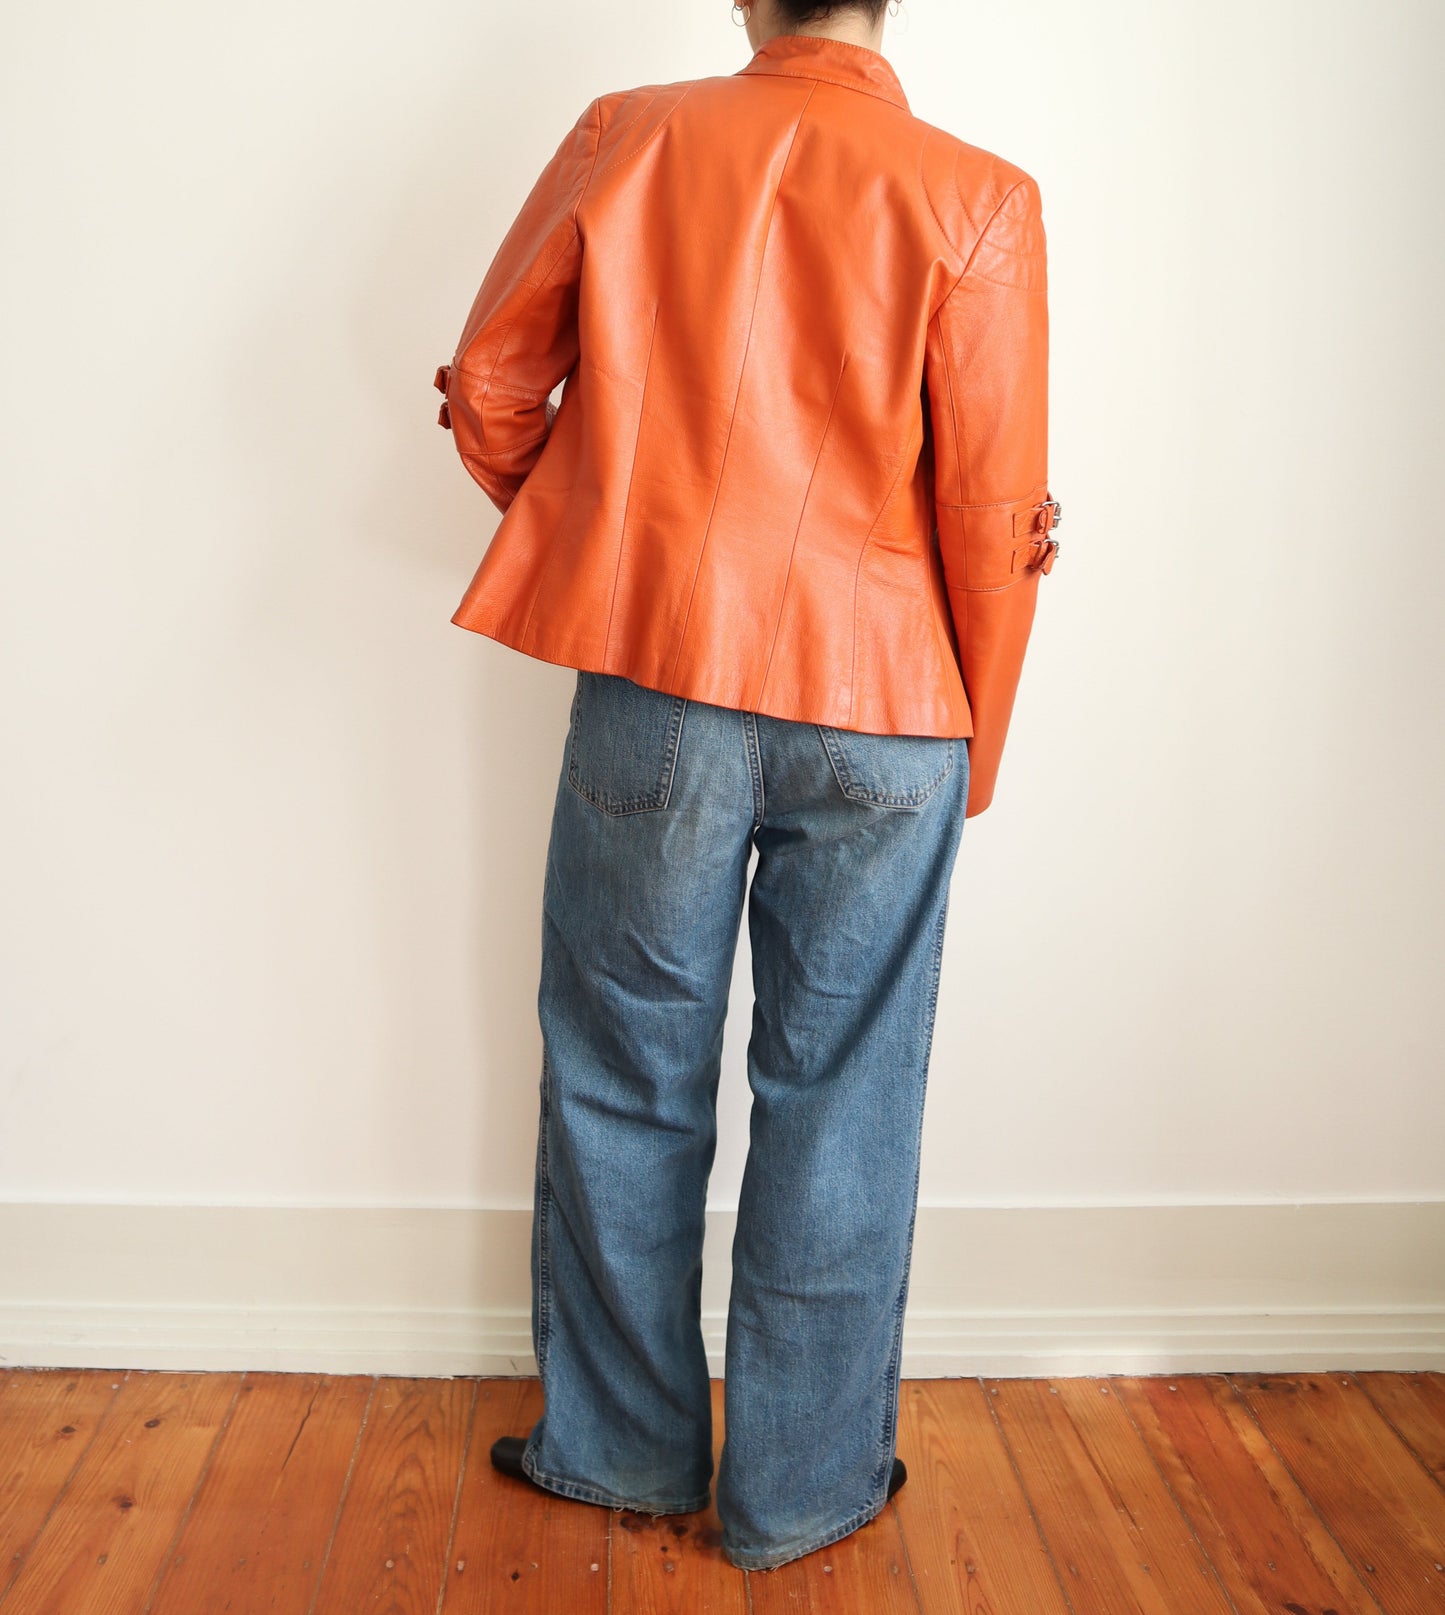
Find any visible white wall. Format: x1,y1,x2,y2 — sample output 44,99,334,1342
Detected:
3,0,1442,1370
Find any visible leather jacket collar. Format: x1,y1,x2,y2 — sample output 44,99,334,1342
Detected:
734,33,910,113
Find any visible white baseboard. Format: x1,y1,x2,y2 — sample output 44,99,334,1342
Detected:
1,1202,1441,1376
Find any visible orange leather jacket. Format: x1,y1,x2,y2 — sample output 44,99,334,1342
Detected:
435,32,1060,817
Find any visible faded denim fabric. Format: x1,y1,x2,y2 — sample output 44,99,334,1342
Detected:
520,669,969,1571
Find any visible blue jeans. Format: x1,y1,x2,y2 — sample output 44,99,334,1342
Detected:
519,670,969,1570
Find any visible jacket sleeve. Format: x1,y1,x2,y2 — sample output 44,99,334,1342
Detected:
924,173,1060,818
434,98,604,514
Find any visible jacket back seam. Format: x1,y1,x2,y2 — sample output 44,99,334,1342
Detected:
755,347,850,711
847,433,920,728
665,80,819,690
601,301,662,670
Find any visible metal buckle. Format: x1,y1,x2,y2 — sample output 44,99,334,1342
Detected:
1038,499,1061,568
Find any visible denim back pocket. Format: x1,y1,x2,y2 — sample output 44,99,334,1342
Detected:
816,723,958,810
567,672,689,816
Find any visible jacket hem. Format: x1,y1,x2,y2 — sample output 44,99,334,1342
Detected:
449,608,974,741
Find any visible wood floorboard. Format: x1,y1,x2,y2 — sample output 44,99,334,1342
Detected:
308,1375,476,1615
0,1370,238,1615
1228,1372,1445,1615
896,1378,1073,1615
982,1376,1237,1615
146,1370,373,1615
443,1377,610,1614
1115,1373,1381,1615
0,1370,125,1607
0,1369,1440,1613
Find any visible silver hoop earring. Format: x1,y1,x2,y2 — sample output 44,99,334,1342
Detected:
733,2,751,24
888,0,901,13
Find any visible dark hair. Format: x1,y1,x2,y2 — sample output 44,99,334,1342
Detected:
772,0,889,24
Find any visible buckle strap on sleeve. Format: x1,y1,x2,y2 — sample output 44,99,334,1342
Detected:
434,364,452,430
1011,495,1062,573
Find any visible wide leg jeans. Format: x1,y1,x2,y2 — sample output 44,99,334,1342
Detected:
519,670,969,1571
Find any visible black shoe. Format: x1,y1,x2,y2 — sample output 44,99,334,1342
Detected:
490,1433,534,1483
887,1456,907,1499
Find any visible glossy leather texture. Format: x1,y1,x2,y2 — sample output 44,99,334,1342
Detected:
436,32,1059,816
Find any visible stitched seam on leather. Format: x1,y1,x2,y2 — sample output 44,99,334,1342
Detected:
848,429,919,728
935,317,965,573
924,550,962,718
937,495,1042,510
960,177,1028,280
952,142,978,239
461,439,548,459
966,267,1044,292
756,347,848,711
512,378,597,650
601,301,661,670
924,174,1029,325
472,376,553,402
927,262,968,326
666,81,819,689
918,131,969,268
464,106,603,441
740,67,906,109
457,454,507,507
922,173,1031,547
451,361,559,407
588,85,696,185
955,574,1038,594
467,233,580,452
917,433,965,713
767,33,903,60
580,96,606,201
590,88,663,158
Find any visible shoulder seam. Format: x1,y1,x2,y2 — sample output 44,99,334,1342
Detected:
587,83,697,188
575,97,607,215
927,175,1030,319
917,128,965,264
960,176,1030,277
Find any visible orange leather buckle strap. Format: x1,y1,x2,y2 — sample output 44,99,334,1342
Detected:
434,364,452,429
1011,496,1062,574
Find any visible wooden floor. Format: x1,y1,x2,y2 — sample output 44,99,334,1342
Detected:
0,1370,1442,1612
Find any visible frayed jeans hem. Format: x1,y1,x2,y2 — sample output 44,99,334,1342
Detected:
722,1487,891,1572
520,1449,710,1517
